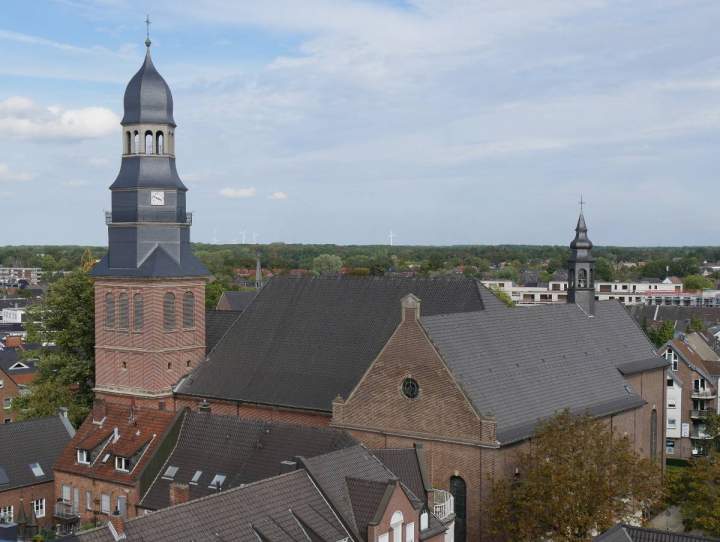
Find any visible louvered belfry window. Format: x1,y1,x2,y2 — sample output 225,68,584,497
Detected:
183,291,195,329
133,294,143,332
118,293,129,330
163,293,176,331
105,293,115,328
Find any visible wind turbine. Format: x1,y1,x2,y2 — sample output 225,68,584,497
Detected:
388,230,395,247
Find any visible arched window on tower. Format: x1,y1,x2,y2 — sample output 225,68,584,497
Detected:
450,476,467,542
578,269,588,288
126,131,132,154
133,293,143,332
156,132,164,155
183,291,195,329
133,131,140,153
105,293,115,329
118,293,129,330
145,131,153,154
163,293,176,331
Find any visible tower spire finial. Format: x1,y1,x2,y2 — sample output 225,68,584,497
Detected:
145,14,152,48
579,194,585,214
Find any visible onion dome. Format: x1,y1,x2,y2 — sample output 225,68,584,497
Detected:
121,46,175,126
570,212,593,250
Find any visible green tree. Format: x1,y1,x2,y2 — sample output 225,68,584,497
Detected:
688,315,706,333
484,411,662,541
647,320,675,348
205,279,237,309
595,257,615,281
312,254,343,276
490,287,514,307
684,274,714,291
13,270,95,426
670,452,720,535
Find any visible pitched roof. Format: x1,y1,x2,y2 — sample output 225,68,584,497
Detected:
139,411,357,510
54,404,178,486
0,344,48,377
66,470,351,542
300,445,423,540
91,244,208,279
370,448,428,504
595,524,720,542
0,415,74,492
628,305,720,333
666,339,716,383
216,291,257,311
421,301,662,444
204,310,242,353
178,276,499,411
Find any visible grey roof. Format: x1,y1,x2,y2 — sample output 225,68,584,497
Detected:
91,244,209,278
628,305,720,333
421,301,660,444
122,49,175,126
0,344,45,376
571,212,593,250
217,290,258,311
205,310,242,353
595,524,720,542
370,448,428,503
68,470,351,542
300,445,423,541
109,156,186,191
0,415,74,492
178,276,498,411
139,411,357,510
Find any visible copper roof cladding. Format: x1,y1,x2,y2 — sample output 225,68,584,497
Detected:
54,404,179,486
122,48,175,126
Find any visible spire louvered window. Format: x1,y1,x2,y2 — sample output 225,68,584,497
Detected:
183,291,195,329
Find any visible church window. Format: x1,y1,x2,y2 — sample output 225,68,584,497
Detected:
133,294,143,331
133,131,140,153
105,293,115,328
163,293,176,331
401,377,419,400
125,131,132,154
183,291,195,329
578,269,588,288
144,130,153,154
156,131,164,154
118,293,129,330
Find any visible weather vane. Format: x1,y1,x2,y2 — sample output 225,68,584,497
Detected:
145,15,151,48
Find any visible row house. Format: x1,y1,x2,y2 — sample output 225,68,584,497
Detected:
0,339,42,423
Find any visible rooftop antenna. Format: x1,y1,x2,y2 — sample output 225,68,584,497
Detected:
145,14,152,48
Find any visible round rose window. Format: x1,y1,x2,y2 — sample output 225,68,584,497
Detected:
402,377,420,399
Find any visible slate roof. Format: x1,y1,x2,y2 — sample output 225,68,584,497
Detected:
216,290,257,311
204,310,242,353
370,448,428,504
139,411,357,510
595,524,720,542
628,305,720,333
122,48,175,126
91,244,209,278
109,156,186,191
54,404,179,485
421,301,663,444
0,415,74,492
300,445,424,541
65,470,351,542
667,339,715,383
178,276,499,411
0,344,42,376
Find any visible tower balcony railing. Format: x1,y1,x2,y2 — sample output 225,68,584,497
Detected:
429,489,454,521
105,212,192,225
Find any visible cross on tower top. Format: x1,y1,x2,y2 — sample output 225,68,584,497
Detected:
579,194,586,213
145,15,152,48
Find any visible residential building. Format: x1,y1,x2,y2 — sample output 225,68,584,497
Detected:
0,268,41,286
63,444,451,542
596,524,720,541
0,415,75,532
629,305,720,335
0,341,43,423
662,335,720,459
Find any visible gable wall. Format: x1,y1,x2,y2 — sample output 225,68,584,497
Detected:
0,368,19,423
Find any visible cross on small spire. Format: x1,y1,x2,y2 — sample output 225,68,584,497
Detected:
579,194,586,213
145,15,152,48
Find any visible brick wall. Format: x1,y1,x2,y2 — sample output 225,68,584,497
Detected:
0,369,19,423
94,278,206,399
366,482,421,542
0,482,55,529
53,471,139,525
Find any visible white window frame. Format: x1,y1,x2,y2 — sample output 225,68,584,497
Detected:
668,400,676,409
32,498,45,519
3,398,11,410
0,379,4,389
0,505,13,523
29,462,44,477
101,493,111,514
668,418,677,428
209,473,226,489
86,490,93,511
405,522,415,542
115,456,130,472
62,484,71,503
378,534,389,542
77,449,90,465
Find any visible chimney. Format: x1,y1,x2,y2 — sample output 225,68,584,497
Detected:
198,399,211,413
5,335,21,348
169,482,190,506
279,460,297,474
108,508,126,541
92,399,107,423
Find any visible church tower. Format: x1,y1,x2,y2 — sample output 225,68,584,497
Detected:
91,34,209,408
567,207,595,315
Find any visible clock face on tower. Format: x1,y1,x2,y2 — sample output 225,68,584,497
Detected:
150,191,165,206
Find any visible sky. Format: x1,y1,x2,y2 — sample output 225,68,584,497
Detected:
2,0,720,247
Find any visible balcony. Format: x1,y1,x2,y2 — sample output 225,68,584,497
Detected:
429,489,454,521
691,409,712,419
690,429,714,440
105,212,192,225
53,501,80,521
692,388,714,399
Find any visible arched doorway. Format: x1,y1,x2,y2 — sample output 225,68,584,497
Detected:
450,475,467,542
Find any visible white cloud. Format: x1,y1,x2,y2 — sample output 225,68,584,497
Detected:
62,180,89,187
0,163,32,183
269,191,288,200
0,96,119,140
220,187,257,198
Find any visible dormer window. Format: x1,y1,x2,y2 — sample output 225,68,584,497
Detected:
115,456,130,472
190,470,202,485
29,463,44,477
77,449,90,465
209,474,226,489
9,361,29,370
162,465,178,480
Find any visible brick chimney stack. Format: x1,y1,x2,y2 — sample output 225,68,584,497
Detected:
169,482,190,506
108,508,126,540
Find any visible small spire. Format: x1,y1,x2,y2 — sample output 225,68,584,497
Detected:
145,15,152,48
